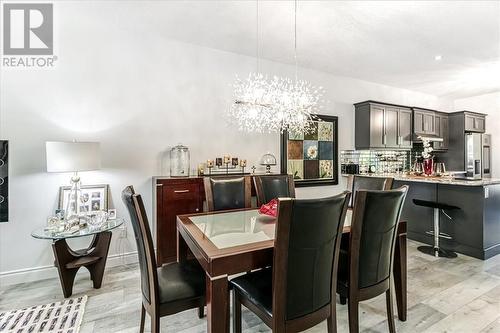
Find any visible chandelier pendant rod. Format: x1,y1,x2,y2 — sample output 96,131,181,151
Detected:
256,0,260,74
294,0,298,84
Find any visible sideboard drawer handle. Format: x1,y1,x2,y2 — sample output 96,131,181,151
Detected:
174,190,190,193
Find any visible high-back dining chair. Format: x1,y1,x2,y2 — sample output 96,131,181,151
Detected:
122,186,205,333
204,176,251,211
254,174,296,206
346,175,394,207
230,192,351,333
337,186,408,333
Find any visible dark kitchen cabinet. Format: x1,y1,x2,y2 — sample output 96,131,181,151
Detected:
464,113,486,133
434,113,449,150
355,101,413,149
413,108,436,136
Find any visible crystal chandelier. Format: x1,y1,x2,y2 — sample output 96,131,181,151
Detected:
229,0,323,134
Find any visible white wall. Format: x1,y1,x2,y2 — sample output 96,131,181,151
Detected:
454,92,500,177
0,1,454,284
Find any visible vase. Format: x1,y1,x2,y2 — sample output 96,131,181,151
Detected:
423,158,434,176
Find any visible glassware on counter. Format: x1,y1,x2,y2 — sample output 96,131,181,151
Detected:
170,144,190,177
434,163,446,176
413,162,423,176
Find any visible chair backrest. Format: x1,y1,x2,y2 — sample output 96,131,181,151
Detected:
204,176,251,211
254,174,296,206
349,186,408,290
346,175,394,207
272,192,351,326
122,186,158,306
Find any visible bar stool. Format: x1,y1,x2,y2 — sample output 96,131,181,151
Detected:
413,199,460,258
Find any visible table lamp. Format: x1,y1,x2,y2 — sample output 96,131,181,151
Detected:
46,141,101,222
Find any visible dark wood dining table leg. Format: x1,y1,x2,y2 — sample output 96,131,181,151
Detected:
393,230,407,321
206,273,230,333
177,229,189,263
52,231,112,298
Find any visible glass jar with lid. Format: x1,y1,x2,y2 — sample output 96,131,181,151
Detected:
170,144,190,177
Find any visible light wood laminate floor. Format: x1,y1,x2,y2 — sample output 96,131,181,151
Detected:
3,240,500,332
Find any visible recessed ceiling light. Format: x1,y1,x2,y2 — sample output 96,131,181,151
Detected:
434,55,443,61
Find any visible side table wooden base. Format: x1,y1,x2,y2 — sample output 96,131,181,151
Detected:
52,231,112,298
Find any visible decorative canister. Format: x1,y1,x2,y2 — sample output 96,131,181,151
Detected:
170,144,190,177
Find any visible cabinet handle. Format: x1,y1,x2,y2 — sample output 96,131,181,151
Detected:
174,189,190,193
195,208,200,212
383,134,387,145
156,184,163,187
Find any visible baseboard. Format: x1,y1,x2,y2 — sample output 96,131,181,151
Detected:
0,251,138,287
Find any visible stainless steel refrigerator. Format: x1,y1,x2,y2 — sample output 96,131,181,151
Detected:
483,134,492,178
464,133,491,179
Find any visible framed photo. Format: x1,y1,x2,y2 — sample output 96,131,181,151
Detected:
280,115,338,187
59,184,109,213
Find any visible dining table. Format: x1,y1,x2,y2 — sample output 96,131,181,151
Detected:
177,208,407,333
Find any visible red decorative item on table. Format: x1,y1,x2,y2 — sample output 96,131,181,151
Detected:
259,198,278,217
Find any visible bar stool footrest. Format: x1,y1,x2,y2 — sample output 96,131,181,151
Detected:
425,231,453,240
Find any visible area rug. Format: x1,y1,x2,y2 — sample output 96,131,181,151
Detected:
0,295,87,333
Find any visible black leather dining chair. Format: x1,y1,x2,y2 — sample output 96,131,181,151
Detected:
346,175,394,207
230,192,351,333
204,176,251,211
122,186,205,333
253,174,296,206
337,186,408,333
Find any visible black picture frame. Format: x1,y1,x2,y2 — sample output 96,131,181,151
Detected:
280,115,339,187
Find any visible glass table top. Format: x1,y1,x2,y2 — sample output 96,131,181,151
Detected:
188,208,354,250
189,210,276,249
31,218,124,240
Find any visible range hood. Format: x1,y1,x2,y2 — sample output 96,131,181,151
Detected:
413,134,444,142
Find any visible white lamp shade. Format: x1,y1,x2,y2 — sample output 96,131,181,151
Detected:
46,141,101,173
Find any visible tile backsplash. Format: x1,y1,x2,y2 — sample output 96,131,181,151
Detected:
340,150,411,175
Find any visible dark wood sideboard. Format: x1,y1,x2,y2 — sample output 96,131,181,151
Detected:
153,175,276,267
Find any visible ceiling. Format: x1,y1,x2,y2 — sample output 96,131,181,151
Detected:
127,1,500,99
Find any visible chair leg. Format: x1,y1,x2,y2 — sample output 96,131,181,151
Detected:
386,289,396,333
327,303,337,333
339,295,347,305
198,305,204,319
233,291,242,333
348,298,359,333
151,313,160,333
139,304,146,333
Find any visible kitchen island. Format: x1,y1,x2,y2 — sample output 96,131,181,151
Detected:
390,176,500,259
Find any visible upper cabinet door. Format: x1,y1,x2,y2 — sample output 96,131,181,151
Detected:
464,114,486,133
414,109,436,135
369,105,385,148
434,114,449,150
384,107,399,148
465,115,475,131
414,111,424,134
398,109,413,148
475,117,485,132
422,113,435,134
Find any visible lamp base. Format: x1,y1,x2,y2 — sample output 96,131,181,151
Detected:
65,172,82,223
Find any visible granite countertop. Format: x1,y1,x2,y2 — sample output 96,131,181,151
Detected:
343,174,500,186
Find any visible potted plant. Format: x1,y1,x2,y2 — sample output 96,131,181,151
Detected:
419,137,434,176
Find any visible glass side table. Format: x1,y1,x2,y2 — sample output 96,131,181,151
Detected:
31,218,124,298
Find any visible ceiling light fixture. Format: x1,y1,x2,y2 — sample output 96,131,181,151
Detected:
229,0,323,134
